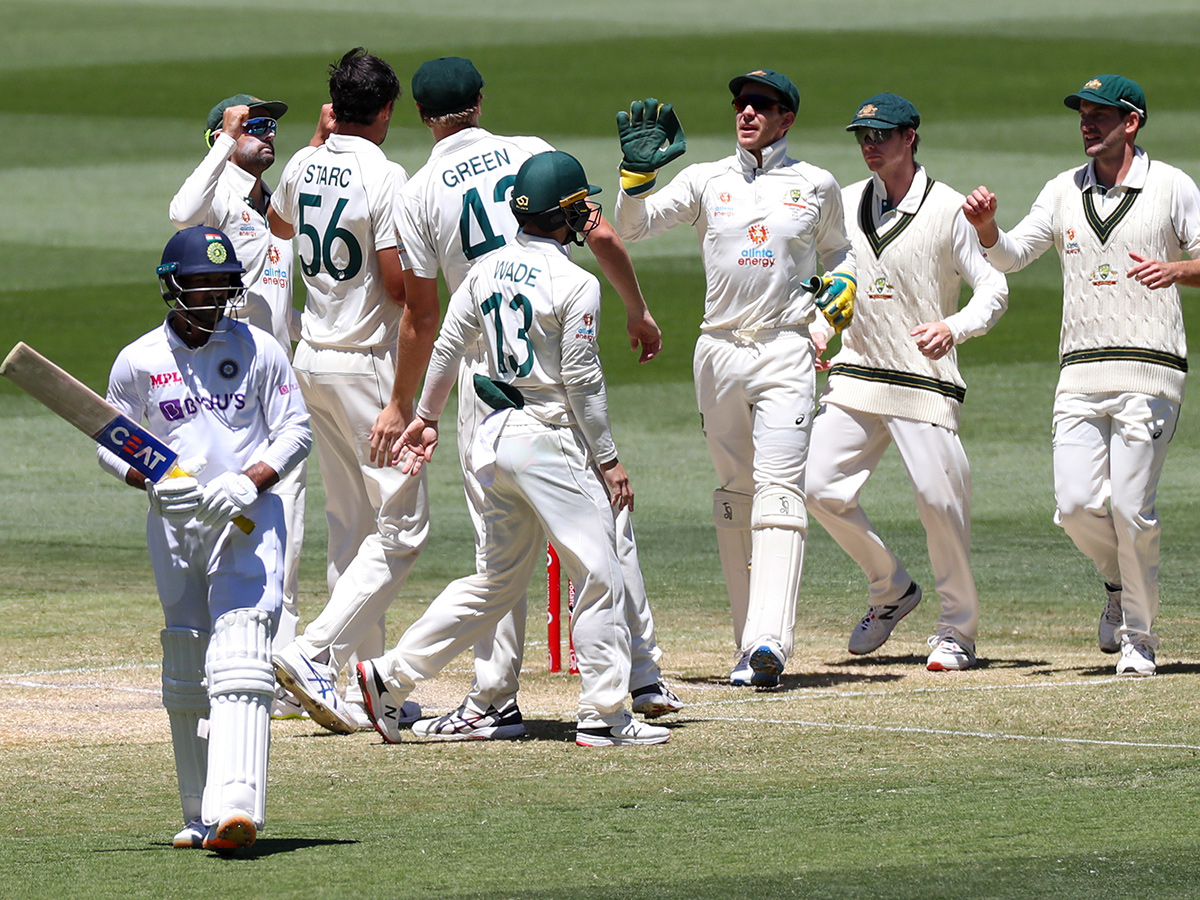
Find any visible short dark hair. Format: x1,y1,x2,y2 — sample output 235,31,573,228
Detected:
328,48,401,125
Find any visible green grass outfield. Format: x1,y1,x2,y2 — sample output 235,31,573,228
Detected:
4,2,1200,898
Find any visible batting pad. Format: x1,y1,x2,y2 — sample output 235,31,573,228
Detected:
713,490,753,647
744,486,807,658
202,609,273,829
161,627,210,826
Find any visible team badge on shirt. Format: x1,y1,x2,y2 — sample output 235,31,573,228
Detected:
219,359,240,379
868,276,894,299
1090,263,1117,286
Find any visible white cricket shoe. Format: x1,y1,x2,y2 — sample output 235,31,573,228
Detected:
202,812,256,853
630,682,685,718
1116,639,1156,677
1099,584,1123,654
576,712,671,747
412,703,527,741
270,686,309,721
272,643,356,735
749,639,785,686
355,660,415,744
926,633,976,671
173,819,206,849
848,582,922,655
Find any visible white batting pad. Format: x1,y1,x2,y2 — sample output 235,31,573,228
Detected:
202,608,274,829
744,486,807,658
713,489,753,647
161,627,210,825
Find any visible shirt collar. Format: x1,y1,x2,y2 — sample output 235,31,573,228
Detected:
324,133,386,158
871,164,928,215
163,316,235,350
221,162,269,211
515,230,570,258
1081,146,1148,192
737,135,790,175
429,126,490,160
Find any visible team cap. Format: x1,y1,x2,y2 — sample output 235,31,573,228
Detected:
158,226,245,278
728,69,800,114
1064,74,1147,123
846,93,920,131
411,57,484,117
205,93,289,133
511,151,600,217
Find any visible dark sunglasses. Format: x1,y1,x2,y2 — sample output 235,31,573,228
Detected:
732,94,782,113
854,127,896,145
244,117,278,138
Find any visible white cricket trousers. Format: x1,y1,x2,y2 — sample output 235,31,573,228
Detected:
376,411,632,727
1052,391,1179,647
292,342,430,671
806,402,979,644
694,329,815,658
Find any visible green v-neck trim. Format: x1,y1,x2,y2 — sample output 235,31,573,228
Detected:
859,178,935,258
1083,187,1141,244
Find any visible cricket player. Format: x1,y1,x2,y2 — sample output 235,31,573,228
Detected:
267,48,428,730
357,150,670,747
806,93,1008,671
390,56,679,740
963,74,1200,676
98,225,312,852
169,93,310,716
613,70,856,686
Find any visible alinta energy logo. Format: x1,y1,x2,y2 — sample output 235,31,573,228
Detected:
1064,226,1081,255
740,225,774,267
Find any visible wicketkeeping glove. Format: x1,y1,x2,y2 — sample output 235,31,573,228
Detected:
616,98,686,196
813,272,856,333
194,472,258,527
147,475,203,520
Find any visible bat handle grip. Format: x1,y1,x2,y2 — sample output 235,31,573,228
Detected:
167,464,257,535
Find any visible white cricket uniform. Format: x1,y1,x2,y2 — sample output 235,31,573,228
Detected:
981,148,1200,647
271,134,429,678
806,168,1008,648
99,320,311,630
396,126,664,712
169,132,307,647
615,136,854,659
373,232,632,727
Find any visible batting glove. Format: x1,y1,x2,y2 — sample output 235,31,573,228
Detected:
146,476,203,520
194,472,258,527
813,272,856,333
617,98,686,196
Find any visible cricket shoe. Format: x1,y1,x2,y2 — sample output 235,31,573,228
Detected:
1099,583,1123,654
576,712,671,747
926,633,976,671
630,682,684,719
172,819,206,849
730,649,755,686
202,812,256,854
412,703,526,741
749,639,786,686
345,697,421,733
848,582,922,655
355,660,417,744
272,643,356,735
270,686,309,721
1116,639,1156,677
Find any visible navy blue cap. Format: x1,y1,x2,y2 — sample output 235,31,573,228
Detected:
158,226,245,278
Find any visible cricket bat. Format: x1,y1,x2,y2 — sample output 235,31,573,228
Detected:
1,341,254,534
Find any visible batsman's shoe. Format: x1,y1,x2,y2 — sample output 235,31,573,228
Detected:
202,812,256,853
173,819,206,849
848,582,922,655
730,649,755,686
630,682,685,719
345,697,421,732
576,712,671,747
1116,639,1156,677
270,687,309,721
272,644,356,735
926,633,977,671
355,660,414,744
1099,584,1123,654
749,640,786,686
412,703,526,741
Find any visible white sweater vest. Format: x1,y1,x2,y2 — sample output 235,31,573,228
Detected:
824,179,969,431
1052,161,1187,402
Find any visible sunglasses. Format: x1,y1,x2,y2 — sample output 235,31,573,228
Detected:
854,127,896,145
244,117,278,138
732,94,782,113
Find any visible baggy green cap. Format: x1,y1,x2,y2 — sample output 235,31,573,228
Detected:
1064,74,1147,123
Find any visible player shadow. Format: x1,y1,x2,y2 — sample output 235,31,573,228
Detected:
518,717,685,742
1060,660,1200,677
126,838,358,857
681,669,907,693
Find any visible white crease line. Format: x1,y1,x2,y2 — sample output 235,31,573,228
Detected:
703,715,1200,751
3,679,159,695
1,663,157,678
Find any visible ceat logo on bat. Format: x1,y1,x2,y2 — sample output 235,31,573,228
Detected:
95,414,178,481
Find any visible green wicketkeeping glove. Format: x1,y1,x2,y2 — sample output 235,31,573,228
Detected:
813,272,856,333
616,97,686,196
